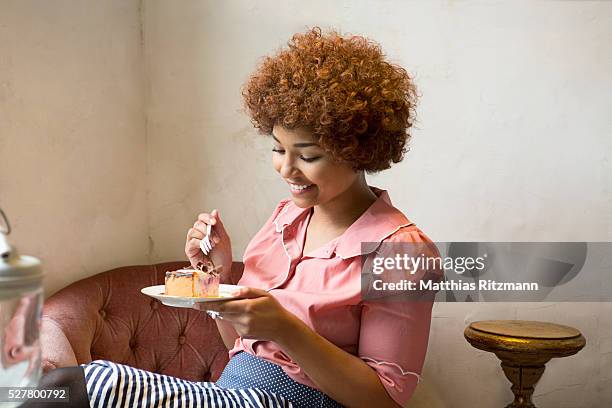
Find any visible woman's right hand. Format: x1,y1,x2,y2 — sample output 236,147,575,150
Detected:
185,209,233,282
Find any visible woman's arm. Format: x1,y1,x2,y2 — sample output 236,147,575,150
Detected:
214,319,239,350
277,316,402,408
206,288,403,408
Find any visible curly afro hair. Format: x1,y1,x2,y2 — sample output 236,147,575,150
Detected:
242,27,418,173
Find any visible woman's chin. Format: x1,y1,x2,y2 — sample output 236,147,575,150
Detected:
291,198,314,208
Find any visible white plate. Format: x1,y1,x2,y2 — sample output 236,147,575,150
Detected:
141,284,245,309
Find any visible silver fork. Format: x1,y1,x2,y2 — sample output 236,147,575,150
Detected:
199,222,214,255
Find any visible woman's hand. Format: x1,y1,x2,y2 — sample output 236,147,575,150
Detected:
185,209,232,281
196,288,299,343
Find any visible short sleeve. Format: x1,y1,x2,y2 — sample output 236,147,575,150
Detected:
358,227,440,407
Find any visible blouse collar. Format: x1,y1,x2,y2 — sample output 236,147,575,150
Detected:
273,187,414,259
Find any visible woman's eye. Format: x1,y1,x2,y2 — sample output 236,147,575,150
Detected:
272,148,320,163
300,156,320,163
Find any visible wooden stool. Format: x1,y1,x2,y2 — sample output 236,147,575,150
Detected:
464,320,586,408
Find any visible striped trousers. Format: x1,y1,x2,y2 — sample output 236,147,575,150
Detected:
82,352,343,408
83,360,291,408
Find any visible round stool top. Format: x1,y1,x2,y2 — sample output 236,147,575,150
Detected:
469,320,581,339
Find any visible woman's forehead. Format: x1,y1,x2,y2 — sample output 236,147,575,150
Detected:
272,125,318,146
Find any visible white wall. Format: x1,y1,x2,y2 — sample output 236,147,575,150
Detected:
1,0,610,406
144,1,612,407
0,0,149,296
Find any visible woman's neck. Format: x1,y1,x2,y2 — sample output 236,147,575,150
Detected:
311,174,378,230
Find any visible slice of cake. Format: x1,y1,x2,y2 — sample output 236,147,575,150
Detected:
165,261,221,297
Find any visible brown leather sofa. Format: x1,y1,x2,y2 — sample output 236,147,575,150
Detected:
40,261,244,382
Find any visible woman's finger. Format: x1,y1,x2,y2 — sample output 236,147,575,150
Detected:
188,228,204,240
202,300,226,312
198,213,216,226
186,224,204,240
186,238,204,256
206,298,260,314
192,221,209,234
195,210,227,240
211,209,224,230
231,287,269,299
186,236,201,248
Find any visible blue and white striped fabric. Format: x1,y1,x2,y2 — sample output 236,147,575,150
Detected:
82,351,344,408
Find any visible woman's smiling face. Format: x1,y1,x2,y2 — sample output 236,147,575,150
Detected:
272,125,360,208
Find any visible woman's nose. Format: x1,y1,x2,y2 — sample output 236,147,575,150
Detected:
279,155,299,179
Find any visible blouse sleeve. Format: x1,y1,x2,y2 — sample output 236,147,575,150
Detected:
357,227,441,407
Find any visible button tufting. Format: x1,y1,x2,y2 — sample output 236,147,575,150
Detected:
129,339,137,349
150,300,159,310
178,335,186,345
99,309,106,319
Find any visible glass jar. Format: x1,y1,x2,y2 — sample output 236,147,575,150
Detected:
0,210,44,401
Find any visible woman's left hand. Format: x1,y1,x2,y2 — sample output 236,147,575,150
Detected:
195,288,298,343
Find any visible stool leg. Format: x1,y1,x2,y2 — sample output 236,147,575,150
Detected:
500,362,546,408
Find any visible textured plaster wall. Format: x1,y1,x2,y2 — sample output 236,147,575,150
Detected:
1,0,610,406
0,0,148,296
144,1,612,407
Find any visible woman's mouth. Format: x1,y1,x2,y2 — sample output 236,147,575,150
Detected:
288,183,315,195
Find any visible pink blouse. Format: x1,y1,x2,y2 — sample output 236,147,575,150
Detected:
229,187,438,407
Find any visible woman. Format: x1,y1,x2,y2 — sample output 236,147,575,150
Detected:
33,27,437,408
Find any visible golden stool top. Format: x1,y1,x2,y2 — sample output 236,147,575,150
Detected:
470,320,581,340
464,319,586,362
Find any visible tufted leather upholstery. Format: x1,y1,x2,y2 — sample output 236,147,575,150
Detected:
40,261,244,382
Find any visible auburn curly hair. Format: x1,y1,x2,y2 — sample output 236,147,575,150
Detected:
242,27,418,173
